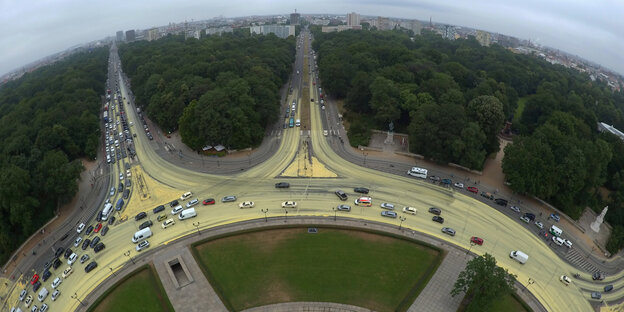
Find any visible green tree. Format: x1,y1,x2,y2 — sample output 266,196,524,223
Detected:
467,95,505,153
369,76,401,125
451,253,516,312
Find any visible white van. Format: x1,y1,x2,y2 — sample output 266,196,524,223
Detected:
180,192,192,201
132,227,152,243
509,250,529,264
549,225,562,237
38,287,49,302
178,208,197,220
295,119,301,127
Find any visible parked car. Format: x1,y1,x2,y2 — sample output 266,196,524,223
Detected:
467,186,478,193
186,199,199,208
139,220,153,230
51,289,60,301
453,182,464,188
67,253,77,266
41,270,51,282
157,214,167,222
82,239,90,250
62,267,72,278
135,212,147,221
239,201,255,209
563,239,573,248
442,227,456,236
94,223,102,233
520,216,530,223
222,195,237,202
52,258,61,270
336,204,351,212
94,243,105,253
51,277,62,289
169,200,179,207
535,221,544,229
101,225,109,236
380,203,394,210
171,205,183,215
402,206,417,215
432,216,444,224
335,190,348,201
354,187,369,194
85,261,98,273
275,182,290,188
76,223,85,233
202,198,215,205
85,225,94,235
136,240,150,252
33,281,41,292
54,247,64,258
162,218,175,229
108,216,116,225
550,213,560,222
30,274,39,285
73,237,82,247
381,211,397,218
79,254,90,264
63,248,73,259
495,198,508,206
510,206,521,213
480,192,494,200
90,236,100,248
19,289,27,301
153,205,165,214
428,207,442,215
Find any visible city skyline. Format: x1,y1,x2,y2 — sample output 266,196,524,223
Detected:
1,0,623,77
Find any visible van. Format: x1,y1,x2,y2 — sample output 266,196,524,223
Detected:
509,250,529,264
180,192,192,200
480,192,494,200
549,225,562,237
132,227,152,243
178,208,197,220
295,119,301,127
38,287,49,302
355,197,372,207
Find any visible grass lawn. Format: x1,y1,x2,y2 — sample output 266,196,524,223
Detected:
89,266,173,312
193,228,441,312
513,96,529,125
488,293,532,312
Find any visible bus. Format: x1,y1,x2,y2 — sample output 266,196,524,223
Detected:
407,167,428,179
289,117,294,128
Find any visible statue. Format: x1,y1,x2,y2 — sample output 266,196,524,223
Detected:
384,121,395,145
591,206,608,232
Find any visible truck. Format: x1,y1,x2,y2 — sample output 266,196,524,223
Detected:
101,203,113,221
178,208,197,220
103,111,109,123
132,227,152,243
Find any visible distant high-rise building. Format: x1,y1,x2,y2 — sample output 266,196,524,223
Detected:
290,11,300,25
377,17,393,31
398,20,422,35
116,31,124,42
147,28,160,41
475,30,491,46
347,12,360,26
250,25,295,39
443,25,457,40
125,29,136,42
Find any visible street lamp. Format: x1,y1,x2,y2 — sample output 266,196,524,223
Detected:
109,267,117,277
71,292,86,306
124,250,135,264
332,207,337,221
399,216,406,230
284,210,288,222
193,222,201,236
247,152,251,166
525,277,535,292
261,209,268,222
466,241,476,255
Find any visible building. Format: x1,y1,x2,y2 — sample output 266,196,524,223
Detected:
321,25,362,33
250,25,295,39
146,28,160,41
290,12,300,25
205,26,233,36
443,25,457,40
377,17,393,31
598,122,624,141
398,20,422,35
475,30,491,47
116,31,124,42
347,12,360,27
125,29,136,42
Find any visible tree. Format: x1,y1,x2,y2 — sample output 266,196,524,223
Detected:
451,253,516,312
467,95,505,154
369,76,401,125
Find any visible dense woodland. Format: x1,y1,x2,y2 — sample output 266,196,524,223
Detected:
0,47,108,263
310,27,624,252
118,32,295,150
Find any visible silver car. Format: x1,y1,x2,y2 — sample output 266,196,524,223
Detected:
136,240,150,252
381,211,397,218
222,195,237,202
442,227,456,236
380,203,395,210
336,204,351,212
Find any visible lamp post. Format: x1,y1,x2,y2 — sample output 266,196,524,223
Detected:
109,267,116,277
261,209,268,222
399,216,406,230
124,250,135,264
247,152,251,166
466,241,476,255
284,210,288,222
525,277,535,292
332,207,337,221
193,222,201,236
71,292,85,306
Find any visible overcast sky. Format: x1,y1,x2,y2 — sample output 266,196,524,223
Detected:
1,0,623,76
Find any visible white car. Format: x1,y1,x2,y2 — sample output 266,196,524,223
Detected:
51,277,62,289
563,239,573,248
62,267,73,278
171,205,183,215
552,236,565,246
24,295,33,308
76,223,85,233
560,275,571,286
19,289,27,301
281,201,297,208
402,207,417,215
126,169,131,177
119,173,124,180
323,130,328,136
239,201,255,209
51,289,60,301
535,221,544,229
73,237,82,247
380,203,395,210
67,253,77,266
161,218,175,229
510,206,521,213
136,240,150,252
520,216,530,223
453,182,464,188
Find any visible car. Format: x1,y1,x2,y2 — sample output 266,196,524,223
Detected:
135,212,147,221
429,175,441,181
108,216,116,225
24,295,33,307
381,211,398,218
593,272,606,280
109,187,115,196
335,190,348,201
31,305,38,312
171,205,183,215
82,239,91,250
67,253,77,265
85,261,98,273
62,266,72,278
54,247,64,258
180,192,192,200
85,225,94,235
550,213,560,222
510,206,520,213
453,182,464,188
402,206,417,215
41,270,51,282
563,239,573,248
202,198,215,205
239,201,255,209
535,221,544,229
281,201,297,208
591,292,602,299
432,216,444,224
51,289,60,301
428,207,441,215
605,285,614,292
63,248,73,259
162,218,175,229
153,205,165,214
480,191,494,200
136,240,150,252
336,204,351,212
19,289,27,301
139,220,153,230
101,225,109,236
156,214,168,222
186,199,199,208
467,186,478,193
275,182,290,188
40,303,49,312
52,258,61,270
51,277,62,289
90,236,101,248
126,169,131,177
495,198,508,206
119,173,124,180
470,236,484,245
94,223,103,233
169,200,179,207
43,261,52,271
380,203,395,210
323,130,328,136
520,216,530,223
96,211,103,222
222,195,237,202
523,213,536,221
442,227,456,236
80,254,90,264
552,236,564,246
73,236,82,247
76,223,85,233
441,178,452,185
354,187,369,194
32,281,41,292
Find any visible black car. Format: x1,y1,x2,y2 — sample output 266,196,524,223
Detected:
275,182,290,188
85,225,94,235
125,179,131,187
432,216,445,224
139,220,153,230
123,189,130,199
94,243,106,253
85,261,98,273
43,261,52,270
523,213,536,221
335,190,348,201
90,236,101,248
41,269,52,282
33,281,42,292
118,182,124,192
108,216,116,225
428,207,442,215
82,239,91,250
494,198,508,206
63,248,73,259
101,225,109,236
593,272,605,280
169,200,179,207
153,205,165,214
605,285,614,292
52,258,61,270
354,187,369,194
96,211,103,222
135,212,147,221
54,247,64,258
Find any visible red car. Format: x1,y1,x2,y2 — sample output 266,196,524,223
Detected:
94,223,103,233
467,186,478,194
31,274,39,285
202,198,215,205
470,236,484,245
